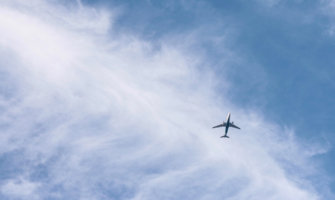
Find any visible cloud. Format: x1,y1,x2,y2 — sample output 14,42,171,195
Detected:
1,177,40,200
320,0,335,36
0,1,327,199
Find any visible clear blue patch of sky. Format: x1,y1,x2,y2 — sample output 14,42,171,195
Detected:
0,150,26,181
81,0,335,195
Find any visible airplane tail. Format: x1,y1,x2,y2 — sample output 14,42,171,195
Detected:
220,135,229,138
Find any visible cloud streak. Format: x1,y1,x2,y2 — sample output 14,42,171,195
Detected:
0,1,327,199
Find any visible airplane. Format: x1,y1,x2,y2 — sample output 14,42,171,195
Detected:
212,113,240,138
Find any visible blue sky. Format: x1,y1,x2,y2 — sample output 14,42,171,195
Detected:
92,0,335,191
0,0,335,199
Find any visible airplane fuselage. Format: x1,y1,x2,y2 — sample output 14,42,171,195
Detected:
224,113,231,136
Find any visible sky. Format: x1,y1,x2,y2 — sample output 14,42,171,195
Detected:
0,0,334,199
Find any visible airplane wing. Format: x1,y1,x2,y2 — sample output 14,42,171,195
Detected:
229,123,241,129
212,124,226,128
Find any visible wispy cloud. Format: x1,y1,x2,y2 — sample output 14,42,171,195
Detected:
0,1,327,199
319,0,335,40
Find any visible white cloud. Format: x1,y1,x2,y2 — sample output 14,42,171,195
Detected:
1,178,40,200
0,1,325,199
320,0,335,38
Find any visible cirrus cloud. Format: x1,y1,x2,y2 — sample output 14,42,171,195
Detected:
0,1,327,199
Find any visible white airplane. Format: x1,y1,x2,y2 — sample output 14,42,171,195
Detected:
212,113,240,138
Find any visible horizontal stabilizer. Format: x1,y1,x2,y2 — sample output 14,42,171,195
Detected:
220,135,229,138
